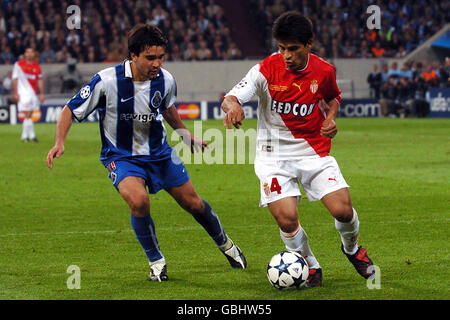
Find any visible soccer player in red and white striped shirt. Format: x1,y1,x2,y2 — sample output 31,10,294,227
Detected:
222,11,375,287
12,47,45,142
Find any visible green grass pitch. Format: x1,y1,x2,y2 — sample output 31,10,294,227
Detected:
0,118,448,300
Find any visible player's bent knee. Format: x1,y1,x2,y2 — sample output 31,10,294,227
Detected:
128,194,150,217
184,197,204,215
331,205,354,223
274,214,298,233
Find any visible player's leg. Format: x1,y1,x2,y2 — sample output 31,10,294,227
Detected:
321,188,358,252
166,180,247,269
267,196,322,287
27,97,40,142
117,175,167,281
319,180,375,279
256,159,320,267
21,109,33,142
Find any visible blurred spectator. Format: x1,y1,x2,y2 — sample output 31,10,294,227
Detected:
367,64,382,99
387,62,401,80
40,44,56,64
206,0,221,19
212,41,224,60
0,71,12,95
371,41,385,58
0,46,15,64
55,45,70,63
381,63,390,82
225,42,242,60
183,42,197,61
438,57,450,87
197,41,212,60
396,77,414,117
59,58,83,94
410,74,430,117
421,64,438,87
170,44,182,61
379,75,398,117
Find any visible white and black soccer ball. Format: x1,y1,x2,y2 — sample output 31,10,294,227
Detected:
267,251,309,290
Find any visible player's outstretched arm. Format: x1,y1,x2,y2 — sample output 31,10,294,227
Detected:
221,95,245,129
162,105,208,153
46,105,73,169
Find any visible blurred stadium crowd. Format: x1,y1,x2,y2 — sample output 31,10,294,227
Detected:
367,58,450,117
250,0,448,59
1,0,448,64
0,0,242,65
0,0,448,109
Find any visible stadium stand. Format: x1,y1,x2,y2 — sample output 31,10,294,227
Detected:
0,0,239,64
247,0,449,59
0,0,448,105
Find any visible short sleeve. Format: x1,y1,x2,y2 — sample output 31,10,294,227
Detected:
11,62,19,80
163,75,177,110
323,68,341,104
225,64,263,105
67,73,105,122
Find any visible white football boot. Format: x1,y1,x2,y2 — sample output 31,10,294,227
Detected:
221,239,247,269
149,260,169,282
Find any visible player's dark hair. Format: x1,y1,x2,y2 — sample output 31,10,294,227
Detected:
272,11,314,45
128,24,168,58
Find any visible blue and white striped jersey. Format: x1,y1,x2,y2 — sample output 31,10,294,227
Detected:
67,60,177,165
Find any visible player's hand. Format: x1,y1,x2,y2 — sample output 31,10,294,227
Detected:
190,135,208,153
223,105,245,129
39,93,45,103
46,145,65,169
320,119,337,138
14,93,20,103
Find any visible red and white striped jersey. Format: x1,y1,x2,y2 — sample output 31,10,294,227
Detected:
226,53,341,160
12,59,42,97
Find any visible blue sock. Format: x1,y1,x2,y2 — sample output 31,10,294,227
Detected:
191,200,228,247
130,214,164,263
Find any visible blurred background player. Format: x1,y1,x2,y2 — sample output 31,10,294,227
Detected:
221,11,375,287
46,24,246,282
12,47,44,142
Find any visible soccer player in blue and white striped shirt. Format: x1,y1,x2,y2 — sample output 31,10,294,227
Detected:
46,24,246,281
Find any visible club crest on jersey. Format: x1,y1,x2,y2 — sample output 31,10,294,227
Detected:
310,80,318,94
151,91,162,108
263,183,271,196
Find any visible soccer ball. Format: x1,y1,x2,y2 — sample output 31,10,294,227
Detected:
267,251,309,290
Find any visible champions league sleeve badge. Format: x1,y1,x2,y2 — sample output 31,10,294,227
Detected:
80,85,91,99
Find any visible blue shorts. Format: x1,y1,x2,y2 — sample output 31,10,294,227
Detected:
105,157,190,194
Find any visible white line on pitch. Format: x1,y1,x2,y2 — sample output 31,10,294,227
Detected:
0,217,448,238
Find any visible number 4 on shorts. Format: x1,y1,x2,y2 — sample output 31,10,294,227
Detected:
270,177,282,194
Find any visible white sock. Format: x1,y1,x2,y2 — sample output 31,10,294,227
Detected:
335,208,360,255
280,224,320,269
218,237,233,252
27,119,36,139
21,121,28,140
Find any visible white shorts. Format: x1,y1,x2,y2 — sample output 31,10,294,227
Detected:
18,94,39,112
254,156,349,207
